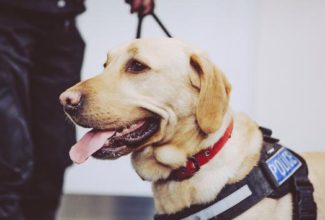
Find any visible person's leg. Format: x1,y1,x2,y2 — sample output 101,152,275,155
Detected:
0,8,37,220
21,16,85,220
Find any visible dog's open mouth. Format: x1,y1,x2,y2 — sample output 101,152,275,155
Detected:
69,117,160,163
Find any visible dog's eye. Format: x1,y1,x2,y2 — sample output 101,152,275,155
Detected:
103,62,107,68
126,59,149,73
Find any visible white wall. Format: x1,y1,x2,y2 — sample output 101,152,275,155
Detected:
254,0,325,152
63,0,325,196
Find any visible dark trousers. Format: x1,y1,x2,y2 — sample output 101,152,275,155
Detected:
0,7,84,220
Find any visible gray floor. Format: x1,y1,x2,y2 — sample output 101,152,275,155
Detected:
57,194,155,220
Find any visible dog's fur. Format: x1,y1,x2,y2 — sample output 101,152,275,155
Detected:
62,38,325,219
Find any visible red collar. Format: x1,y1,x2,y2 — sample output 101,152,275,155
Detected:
166,120,234,181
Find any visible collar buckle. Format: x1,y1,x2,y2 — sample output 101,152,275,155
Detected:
188,157,200,172
166,119,234,182
171,157,201,181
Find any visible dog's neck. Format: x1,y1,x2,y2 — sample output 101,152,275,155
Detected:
152,111,264,215
200,109,233,151
163,111,234,181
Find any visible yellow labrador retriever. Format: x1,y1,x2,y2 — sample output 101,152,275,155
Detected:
59,38,325,219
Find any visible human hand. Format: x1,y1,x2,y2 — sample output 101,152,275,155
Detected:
130,0,155,16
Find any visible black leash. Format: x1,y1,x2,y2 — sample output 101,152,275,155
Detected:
125,0,172,38
136,14,144,39
136,12,172,38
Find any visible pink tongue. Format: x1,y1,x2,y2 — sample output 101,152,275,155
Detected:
69,129,115,164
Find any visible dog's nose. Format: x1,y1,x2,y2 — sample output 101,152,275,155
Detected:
59,91,82,115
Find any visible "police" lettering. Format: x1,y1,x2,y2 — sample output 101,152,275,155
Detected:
266,148,302,185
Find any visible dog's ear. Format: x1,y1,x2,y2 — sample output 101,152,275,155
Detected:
190,54,231,134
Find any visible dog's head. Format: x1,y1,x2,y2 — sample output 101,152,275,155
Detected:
60,38,231,179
